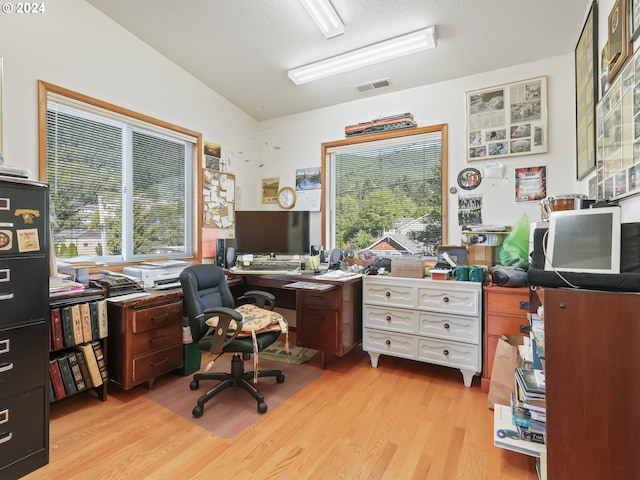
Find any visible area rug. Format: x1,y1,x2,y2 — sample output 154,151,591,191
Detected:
259,340,318,364
144,358,322,438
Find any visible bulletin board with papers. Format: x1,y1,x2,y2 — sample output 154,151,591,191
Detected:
202,169,235,232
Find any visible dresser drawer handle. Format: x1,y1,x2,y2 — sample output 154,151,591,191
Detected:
150,357,168,368
385,339,391,346
385,291,391,297
0,432,12,445
0,339,9,354
443,349,449,356
0,408,8,424
443,296,449,303
0,293,14,301
385,315,391,322
148,335,166,344
150,314,168,322
310,294,324,300
443,323,450,330
0,362,14,373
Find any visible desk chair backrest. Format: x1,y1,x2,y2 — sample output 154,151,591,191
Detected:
180,264,235,342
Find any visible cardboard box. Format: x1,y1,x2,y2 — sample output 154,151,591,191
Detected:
467,245,494,269
391,256,425,278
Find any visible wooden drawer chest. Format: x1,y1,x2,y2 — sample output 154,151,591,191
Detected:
481,286,530,392
107,290,183,390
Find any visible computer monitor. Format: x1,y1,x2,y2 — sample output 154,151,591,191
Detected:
544,206,621,274
234,210,310,256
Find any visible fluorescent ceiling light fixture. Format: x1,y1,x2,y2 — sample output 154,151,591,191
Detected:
300,0,344,39
288,26,437,85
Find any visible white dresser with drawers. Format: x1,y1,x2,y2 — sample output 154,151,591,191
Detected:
362,275,482,387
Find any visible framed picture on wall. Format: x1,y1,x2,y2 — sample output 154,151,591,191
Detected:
608,0,631,82
630,0,640,42
576,0,598,180
466,76,548,161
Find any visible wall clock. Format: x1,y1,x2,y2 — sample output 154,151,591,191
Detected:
277,186,296,209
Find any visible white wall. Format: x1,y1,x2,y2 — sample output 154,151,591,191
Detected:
0,0,258,177
3,0,635,249
243,54,578,246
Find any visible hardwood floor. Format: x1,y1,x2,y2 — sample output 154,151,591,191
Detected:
25,335,538,480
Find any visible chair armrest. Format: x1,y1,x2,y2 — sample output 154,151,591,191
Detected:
203,306,243,353
237,290,276,310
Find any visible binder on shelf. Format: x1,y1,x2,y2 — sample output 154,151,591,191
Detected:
71,304,84,345
56,354,77,395
89,301,100,341
73,348,94,389
61,306,75,348
75,343,103,387
80,303,93,345
50,307,64,351
91,341,109,383
65,351,87,392
49,358,67,400
97,299,108,338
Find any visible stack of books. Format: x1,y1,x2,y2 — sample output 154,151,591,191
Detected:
49,341,108,402
513,367,546,444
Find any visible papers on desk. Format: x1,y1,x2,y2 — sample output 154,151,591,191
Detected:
315,270,361,281
284,281,335,291
49,277,85,295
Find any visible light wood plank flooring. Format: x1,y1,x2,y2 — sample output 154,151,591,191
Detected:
25,335,538,480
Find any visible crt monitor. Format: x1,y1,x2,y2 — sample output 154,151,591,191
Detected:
544,206,621,274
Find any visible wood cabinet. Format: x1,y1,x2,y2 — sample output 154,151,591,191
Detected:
293,277,362,369
481,286,530,392
0,176,49,479
107,290,183,390
543,288,639,479
362,276,482,387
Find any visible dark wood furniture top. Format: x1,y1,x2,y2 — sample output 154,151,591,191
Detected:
107,289,184,390
230,272,363,368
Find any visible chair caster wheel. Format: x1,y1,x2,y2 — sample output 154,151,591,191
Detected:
190,380,199,390
192,406,204,418
257,401,268,414
276,374,285,383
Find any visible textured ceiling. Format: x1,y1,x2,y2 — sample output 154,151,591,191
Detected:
86,0,590,121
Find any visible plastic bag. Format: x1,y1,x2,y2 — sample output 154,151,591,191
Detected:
499,213,530,268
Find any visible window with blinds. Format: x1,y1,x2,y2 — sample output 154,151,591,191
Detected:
44,94,196,263
324,128,445,256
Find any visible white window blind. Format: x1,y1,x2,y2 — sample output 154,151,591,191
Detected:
326,131,443,255
46,99,195,262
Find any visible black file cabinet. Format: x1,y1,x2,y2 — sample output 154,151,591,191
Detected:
0,176,50,479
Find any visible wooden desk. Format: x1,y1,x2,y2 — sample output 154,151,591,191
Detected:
230,273,363,368
107,289,183,390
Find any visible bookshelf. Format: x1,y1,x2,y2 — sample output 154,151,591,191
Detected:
48,288,109,402
492,287,547,479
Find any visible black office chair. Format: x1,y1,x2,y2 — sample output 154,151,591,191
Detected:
179,264,285,417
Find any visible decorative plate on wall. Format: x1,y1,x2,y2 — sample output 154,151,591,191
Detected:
457,168,482,190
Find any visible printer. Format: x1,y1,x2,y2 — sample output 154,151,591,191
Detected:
122,263,188,289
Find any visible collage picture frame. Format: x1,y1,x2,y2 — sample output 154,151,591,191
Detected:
466,76,548,161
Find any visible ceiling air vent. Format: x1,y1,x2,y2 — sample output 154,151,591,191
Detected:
355,78,390,93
